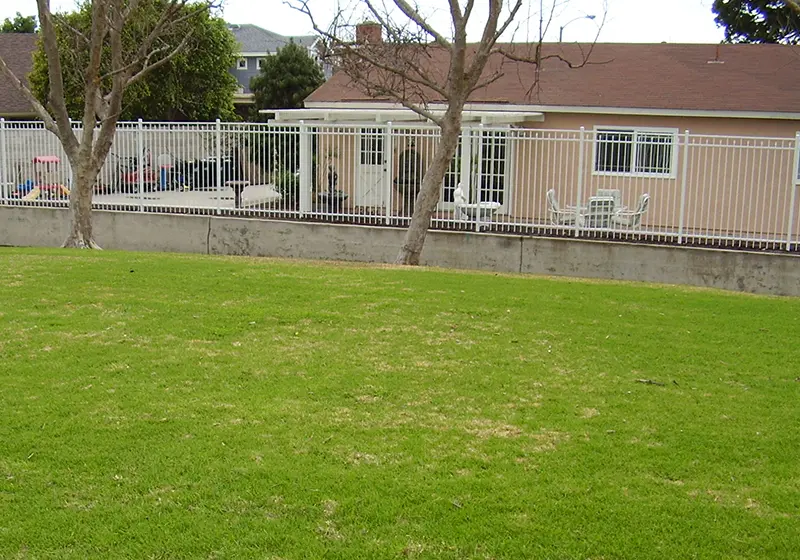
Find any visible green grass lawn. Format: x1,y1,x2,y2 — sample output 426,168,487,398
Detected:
1,248,798,559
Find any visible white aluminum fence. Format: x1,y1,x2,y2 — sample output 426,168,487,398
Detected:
1,119,798,251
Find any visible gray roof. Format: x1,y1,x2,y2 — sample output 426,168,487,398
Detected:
0,33,37,117
227,23,317,55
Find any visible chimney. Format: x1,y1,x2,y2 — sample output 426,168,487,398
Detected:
356,22,383,44
707,44,725,64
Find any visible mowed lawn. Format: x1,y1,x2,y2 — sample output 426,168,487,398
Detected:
1,248,799,559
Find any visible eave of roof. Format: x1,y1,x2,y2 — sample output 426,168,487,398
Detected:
303,100,800,122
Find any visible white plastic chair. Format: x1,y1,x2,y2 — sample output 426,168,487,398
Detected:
611,193,650,228
546,189,580,225
453,183,501,221
596,189,623,211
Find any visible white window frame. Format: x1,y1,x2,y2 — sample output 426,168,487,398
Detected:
592,126,678,179
236,58,248,70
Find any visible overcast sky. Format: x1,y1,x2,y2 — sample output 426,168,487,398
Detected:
0,0,724,44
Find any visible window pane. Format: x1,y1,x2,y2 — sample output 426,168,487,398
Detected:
442,138,461,203
636,133,673,174
360,128,383,165
596,131,633,173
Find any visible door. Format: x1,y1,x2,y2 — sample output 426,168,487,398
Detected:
440,130,511,213
476,130,510,212
356,128,386,207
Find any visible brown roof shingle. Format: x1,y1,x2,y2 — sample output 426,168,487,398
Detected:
307,43,800,115
0,33,38,118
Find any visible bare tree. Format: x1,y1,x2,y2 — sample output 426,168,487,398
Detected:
0,0,218,248
291,0,601,265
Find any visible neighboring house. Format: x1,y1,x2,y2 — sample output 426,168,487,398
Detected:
268,38,800,239
0,33,37,119
227,23,320,107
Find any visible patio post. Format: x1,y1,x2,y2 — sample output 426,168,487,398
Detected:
0,118,7,201
475,124,485,232
575,126,585,237
215,119,222,215
677,130,690,245
383,122,393,225
786,132,800,251
298,121,312,216
137,119,144,213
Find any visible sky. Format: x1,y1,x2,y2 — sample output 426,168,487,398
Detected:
0,0,725,44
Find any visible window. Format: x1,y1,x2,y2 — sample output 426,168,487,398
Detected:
258,58,266,69
236,58,248,70
359,128,384,165
594,127,676,177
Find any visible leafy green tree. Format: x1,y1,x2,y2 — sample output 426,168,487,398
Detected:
713,0,800,43
250,41,324,112
0,12,37,33
28,0,238,121
0,0,227,248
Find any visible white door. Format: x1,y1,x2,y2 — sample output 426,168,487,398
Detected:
356,128,386,207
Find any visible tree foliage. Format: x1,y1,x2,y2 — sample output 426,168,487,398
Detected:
250,41,324,112
0,0,225,248
28,0,238,121
713,0,800,43
0,12,37,33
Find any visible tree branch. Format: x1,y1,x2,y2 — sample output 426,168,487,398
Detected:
392,0,451,47
36,0,79,159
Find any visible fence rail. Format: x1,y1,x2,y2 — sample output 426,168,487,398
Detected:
1,119,798,252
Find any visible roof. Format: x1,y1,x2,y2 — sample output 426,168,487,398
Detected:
0,33,38,118
227,23,317,55
306,43,800,117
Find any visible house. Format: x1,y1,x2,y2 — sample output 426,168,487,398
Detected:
266,38,800,243
227,23,320,107
0,33,38,119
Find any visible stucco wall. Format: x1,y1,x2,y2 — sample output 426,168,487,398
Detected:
2,206,798,297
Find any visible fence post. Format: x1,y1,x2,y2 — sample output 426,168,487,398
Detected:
137,119,144,212
215,119,222,215
298,121,312,216
574,126,585,237
677,130,690,245
383,121,393,225
786,132,800,251
0,118,7,201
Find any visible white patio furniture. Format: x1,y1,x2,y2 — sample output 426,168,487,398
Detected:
546,189,581,225
584,196,617,228
611,193,650,228
596,188,623,211
453,184,501,221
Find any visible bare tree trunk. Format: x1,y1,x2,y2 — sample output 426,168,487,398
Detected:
63,160,101,249
396,112,462,265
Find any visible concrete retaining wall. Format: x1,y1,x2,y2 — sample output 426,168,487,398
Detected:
2,206,798,296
